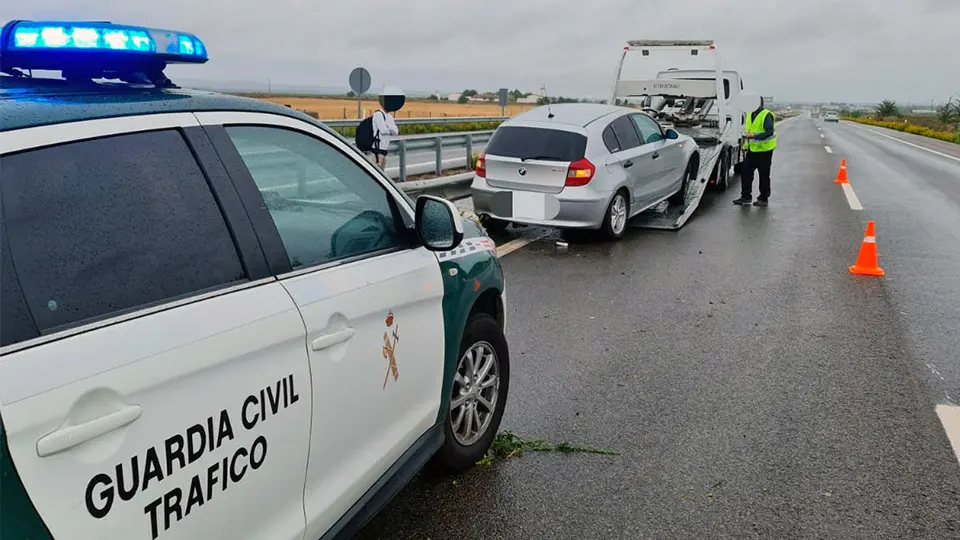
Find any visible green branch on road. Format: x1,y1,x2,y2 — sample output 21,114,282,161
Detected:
476,430,619,466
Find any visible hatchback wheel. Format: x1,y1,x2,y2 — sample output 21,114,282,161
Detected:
600,190,629,240
431,313,509,473
669,159,695,205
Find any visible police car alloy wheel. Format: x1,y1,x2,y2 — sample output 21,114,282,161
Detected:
432,313,510,473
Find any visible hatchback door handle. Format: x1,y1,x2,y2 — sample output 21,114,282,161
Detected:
652,153,660,160
312,328,355,351
37,405,142,458
622,160,634,168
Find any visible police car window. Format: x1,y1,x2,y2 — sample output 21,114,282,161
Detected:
224,126,406,270
0,226,39,347
0,130,246,336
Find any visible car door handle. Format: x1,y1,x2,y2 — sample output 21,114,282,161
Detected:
622,160,634,168
37,405,142,458
652,153,660,160
312,328,355,351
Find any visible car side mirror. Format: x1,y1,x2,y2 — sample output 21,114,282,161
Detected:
665,129,680,140
415,195,464,251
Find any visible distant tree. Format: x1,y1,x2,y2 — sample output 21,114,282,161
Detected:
458,95,469,104
875,100,901,118
509,89,525,100
937,98,957,126
429,94,440,101
346,90,356,98
462,89,479,98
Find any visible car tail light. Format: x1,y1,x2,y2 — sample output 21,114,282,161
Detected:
475,152,486,178
565,158,595,187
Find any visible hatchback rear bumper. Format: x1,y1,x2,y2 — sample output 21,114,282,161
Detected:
470,176,611,229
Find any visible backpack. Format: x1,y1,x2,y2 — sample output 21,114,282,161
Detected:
355,111,383,152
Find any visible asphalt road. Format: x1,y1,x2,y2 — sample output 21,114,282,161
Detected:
354,113,960,539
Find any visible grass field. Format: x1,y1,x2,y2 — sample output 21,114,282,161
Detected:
252,96,535,120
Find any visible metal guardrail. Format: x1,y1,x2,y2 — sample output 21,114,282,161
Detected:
387,131,493,182
321,116,509,128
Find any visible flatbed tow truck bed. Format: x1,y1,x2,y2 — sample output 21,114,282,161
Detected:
629,143,724,230
611,39,743,231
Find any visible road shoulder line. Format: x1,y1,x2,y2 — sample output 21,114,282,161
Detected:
840,183,863,210
936,404,960,465
496,232,549,258
845,122,960,164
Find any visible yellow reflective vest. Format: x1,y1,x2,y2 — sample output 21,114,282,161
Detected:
745,109,777,152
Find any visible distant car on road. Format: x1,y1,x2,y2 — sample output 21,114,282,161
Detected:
470,103,699,240
824,111,840,122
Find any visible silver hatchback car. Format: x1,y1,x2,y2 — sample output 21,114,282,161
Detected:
471,103,699,240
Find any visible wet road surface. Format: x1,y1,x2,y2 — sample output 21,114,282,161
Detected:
355,114,960,539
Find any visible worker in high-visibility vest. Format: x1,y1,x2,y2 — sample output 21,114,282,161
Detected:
733,95,777,207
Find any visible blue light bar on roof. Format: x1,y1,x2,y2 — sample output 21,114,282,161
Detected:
1,20,208,66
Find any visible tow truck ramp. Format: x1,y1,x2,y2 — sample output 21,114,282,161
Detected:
629,144,725,230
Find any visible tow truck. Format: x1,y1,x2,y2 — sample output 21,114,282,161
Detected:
608,40,746,230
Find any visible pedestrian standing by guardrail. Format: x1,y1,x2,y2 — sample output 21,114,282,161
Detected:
733,93,777,207
367,85,403,168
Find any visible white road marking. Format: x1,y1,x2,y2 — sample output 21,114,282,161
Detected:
824,145,833,153
846,123,960,164
936,404,960,465
841,183,863,210
496,232,549,258
820,134,825,138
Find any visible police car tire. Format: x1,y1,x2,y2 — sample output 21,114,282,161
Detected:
431,313,510,473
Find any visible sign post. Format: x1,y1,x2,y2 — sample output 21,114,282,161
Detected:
348,67,372,119
498,88,509,116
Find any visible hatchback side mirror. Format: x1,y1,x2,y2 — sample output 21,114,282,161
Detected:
665,128,680,140
415,195,464,251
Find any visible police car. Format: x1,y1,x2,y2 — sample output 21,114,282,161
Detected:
0,20,509,540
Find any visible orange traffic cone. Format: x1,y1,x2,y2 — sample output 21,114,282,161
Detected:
834,159,849,184
849,220,885,276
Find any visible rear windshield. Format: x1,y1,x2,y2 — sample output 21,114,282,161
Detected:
485,126,588,162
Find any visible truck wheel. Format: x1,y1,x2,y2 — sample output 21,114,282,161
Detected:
431,313,510,473
669,160,694,205
600,190,630,240
715,151,730,192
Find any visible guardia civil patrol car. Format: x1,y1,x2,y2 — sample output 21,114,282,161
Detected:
0,20,509,540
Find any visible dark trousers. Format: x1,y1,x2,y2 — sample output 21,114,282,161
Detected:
740,150,774,200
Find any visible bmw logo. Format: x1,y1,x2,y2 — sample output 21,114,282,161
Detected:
518,167,527,176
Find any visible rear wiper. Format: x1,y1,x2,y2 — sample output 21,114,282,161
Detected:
520,155,562,162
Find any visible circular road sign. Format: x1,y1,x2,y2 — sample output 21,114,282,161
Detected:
349,67,372,95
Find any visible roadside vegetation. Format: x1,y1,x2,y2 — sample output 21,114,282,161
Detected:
841,97,960,144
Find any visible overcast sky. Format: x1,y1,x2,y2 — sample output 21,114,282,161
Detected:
6,0,959,104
